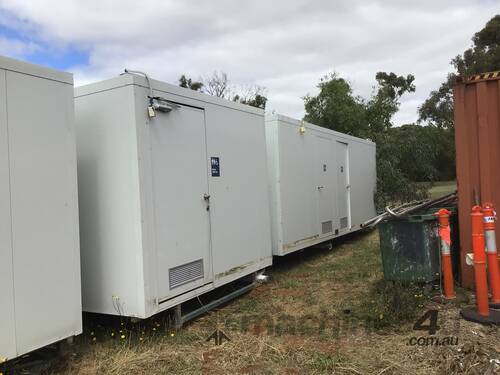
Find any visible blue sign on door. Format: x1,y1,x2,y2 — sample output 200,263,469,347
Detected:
211,157,220,177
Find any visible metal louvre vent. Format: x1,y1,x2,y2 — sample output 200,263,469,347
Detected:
340,217,348,229
169,259,204,289
322,220,333,234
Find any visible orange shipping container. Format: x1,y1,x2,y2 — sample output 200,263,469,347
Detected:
454,72,500,288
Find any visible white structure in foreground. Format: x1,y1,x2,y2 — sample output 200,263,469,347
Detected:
0,56,82,362
265,114,376,256
75,73,272,319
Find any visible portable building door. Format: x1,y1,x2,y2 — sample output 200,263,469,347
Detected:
336,141,350,231
149,104,212,300
315,136,335,237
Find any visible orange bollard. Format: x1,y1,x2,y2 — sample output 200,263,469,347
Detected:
482,203,500,307
461,206,500,324
470,205,490,316
436,209,455,300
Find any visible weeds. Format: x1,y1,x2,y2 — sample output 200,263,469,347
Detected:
352,280,428,329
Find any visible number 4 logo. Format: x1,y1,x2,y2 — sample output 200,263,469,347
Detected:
413,309,440,335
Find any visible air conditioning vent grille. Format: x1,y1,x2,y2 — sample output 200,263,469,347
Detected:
322,220,333,234
169,259,204,289
340,217,348,229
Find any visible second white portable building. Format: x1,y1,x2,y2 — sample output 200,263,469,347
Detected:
75,73,272,320
0,56,81,362
265,114,376,256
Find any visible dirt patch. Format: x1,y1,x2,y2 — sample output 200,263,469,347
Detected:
272,288,306,297
238,364,263,374
247,284,270,298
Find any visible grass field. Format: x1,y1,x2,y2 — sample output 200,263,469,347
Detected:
30,229,500,374
428,181,457,199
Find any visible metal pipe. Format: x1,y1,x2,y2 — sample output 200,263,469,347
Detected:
123,69,154,100
362,193,457,228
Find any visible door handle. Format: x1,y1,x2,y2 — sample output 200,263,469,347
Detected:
317,186,324,190
203,194,210,211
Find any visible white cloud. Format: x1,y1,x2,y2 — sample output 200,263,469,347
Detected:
0,35,39,57
0,0,498,124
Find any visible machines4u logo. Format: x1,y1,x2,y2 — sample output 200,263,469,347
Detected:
407,310,458,347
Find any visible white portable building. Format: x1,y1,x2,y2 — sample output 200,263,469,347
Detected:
265,114,376,256
75,73,272,320
0,56,82,362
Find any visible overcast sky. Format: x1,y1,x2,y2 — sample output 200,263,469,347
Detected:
0,1,498,124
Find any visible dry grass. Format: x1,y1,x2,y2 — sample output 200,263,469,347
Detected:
18,230,500,374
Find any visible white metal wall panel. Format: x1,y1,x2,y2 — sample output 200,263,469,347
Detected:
6,71,81,355
264,120,282,255
278,121,318,249
0,68,16,361
76,86,145,318
204,107,272,284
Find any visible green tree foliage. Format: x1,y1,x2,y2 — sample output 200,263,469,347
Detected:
388,125,438,182
419,15,500,129
304,74,368,137
178,74,203,91
386,125,455,182
374,131,427,207
367,73,415,134
234,93,268,109
452,15,500,76
418,77,454,130
304,72,429,209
